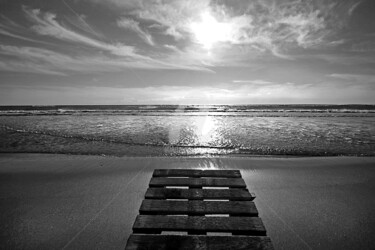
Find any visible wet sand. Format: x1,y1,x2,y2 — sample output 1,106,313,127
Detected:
0,154,374,249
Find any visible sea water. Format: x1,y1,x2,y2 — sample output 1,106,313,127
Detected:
0,105,374,156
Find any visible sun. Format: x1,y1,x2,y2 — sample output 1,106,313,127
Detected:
190,11,230,50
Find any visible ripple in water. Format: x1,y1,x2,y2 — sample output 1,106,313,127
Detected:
0,107,374,156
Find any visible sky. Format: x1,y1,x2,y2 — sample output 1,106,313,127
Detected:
0,0,374,105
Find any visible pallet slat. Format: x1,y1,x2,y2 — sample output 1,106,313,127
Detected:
153,169,241,178
140,200,258,216
145,188,255,201
133,215,266,235
125,169,273,249
125,235,274,250
149,177,246,188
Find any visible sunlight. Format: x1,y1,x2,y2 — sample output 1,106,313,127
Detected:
190,11,230,49
195,115,216,143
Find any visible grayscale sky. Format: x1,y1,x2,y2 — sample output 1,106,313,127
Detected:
0,0,374,105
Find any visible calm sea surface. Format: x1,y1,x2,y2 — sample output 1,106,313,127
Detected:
0,105,374,156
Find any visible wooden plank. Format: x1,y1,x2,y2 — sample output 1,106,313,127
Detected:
145,188,255,201
133,215,266,235
153,169,241,178
140,200,258,216
149,177,246,188
125,235,274,250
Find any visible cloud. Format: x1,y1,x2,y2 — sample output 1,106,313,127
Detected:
61,0,104,39
232,80,274,85
119,85,251,104
0,45,87,75
275,10,325,48
0,59,65,76
0,15,55,45
0,7,214,74
1,1,366,78
63,14,104,39
302,52,375,65
0,14,22,28
117,17,154,45
134,0,210,40
76,0,363,63
116,80,364,104
215,0,355,53
85,0,358,57
23,7,137,57
0,28,46,44
351,41,375,52
348,1,362,16
329,73,375,84
0,44,213,75
3,81,372,105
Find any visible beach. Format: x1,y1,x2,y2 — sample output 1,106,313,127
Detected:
0,154,374,249
2,0,375,248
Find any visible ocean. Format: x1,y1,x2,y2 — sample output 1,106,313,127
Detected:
0,105,374,156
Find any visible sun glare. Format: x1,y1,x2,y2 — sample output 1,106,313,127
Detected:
190,11,230,49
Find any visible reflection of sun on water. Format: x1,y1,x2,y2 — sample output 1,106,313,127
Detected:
167,107,226,158
195,115,216,145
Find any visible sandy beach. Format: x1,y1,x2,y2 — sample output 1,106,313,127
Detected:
0,154,374,250
2,0,375,249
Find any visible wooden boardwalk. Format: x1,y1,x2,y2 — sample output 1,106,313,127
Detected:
125,169,274,250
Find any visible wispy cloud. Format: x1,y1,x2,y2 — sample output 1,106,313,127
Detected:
92,0,358,57
1,0,373,105
24,7,137,57
0,59,65,76
117,17,154,45
77,0,363,63
0,15,54,45
329,73,375,83
1,1,370,75
0,14,22,28
232,80,274,85
351,41,375,52
0,7,214,75
348,1,363,16
0,28,45,44
63,14,104,39
0,43,213,75
131,0,210,40
61,0,104,39
115,80,352,104
302,52,375,65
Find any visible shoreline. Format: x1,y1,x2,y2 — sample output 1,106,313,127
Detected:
1,152,374,158
0,154,374,249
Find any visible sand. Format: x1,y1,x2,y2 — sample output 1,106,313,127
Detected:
0,154,374,250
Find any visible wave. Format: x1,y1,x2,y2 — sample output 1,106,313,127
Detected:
1,124,236,149
1,109,374,117
2,125,373,157
1,104,375,117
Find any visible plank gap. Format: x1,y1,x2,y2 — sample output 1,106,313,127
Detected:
187,231,207,235
203,199,229,201
206,232,232,236
205,214,230,217
166,186,189,189
161,231,188,235
126,235,274,250
200,177,228,179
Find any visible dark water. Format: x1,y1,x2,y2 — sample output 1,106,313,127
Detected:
1,105,374,156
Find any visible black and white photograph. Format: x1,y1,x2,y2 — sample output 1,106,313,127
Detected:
0,0,374,249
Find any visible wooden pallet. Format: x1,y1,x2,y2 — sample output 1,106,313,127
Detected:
125,169,273,250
